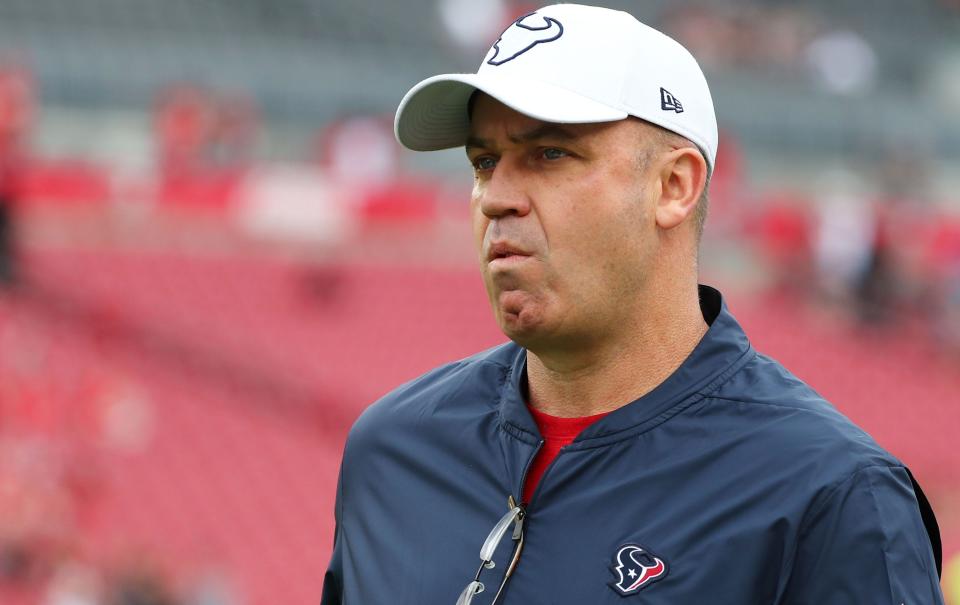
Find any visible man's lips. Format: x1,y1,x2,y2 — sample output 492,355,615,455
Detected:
486,242,532,264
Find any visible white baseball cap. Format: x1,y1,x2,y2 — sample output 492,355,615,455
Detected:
395,3,718,171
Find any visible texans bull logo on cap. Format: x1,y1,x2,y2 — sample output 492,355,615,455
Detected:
486,12,564,66
610,544,668,596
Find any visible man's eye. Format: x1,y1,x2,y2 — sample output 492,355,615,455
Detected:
472,156,497,171
542,148,568,160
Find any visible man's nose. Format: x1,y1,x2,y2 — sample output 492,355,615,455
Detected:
477,162,532,219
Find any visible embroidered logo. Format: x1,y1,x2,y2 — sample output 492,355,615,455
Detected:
609,544,668,596
660,88,684,113
486,12,564,66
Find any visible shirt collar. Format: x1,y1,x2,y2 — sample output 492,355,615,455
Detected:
498,285,754,446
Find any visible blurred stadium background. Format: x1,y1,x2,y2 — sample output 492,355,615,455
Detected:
0,0,958,603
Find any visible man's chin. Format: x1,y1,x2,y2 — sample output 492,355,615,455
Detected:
497,308,548,348
490,290,551,344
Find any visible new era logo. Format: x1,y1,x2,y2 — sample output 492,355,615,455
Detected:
660,88,683,113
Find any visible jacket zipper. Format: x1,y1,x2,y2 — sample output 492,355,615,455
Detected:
487,438,542,605
515,439,544,507
498,439,578,603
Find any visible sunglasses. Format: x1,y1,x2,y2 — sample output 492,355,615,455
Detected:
456,496,526,605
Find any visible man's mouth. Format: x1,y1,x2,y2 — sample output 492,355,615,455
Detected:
487,242,531,264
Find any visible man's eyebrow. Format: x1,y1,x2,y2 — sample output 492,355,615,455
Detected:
465,124,580,151
465,135,493,151
510,124,579,144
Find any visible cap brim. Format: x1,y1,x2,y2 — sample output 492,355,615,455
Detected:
395,73,628,151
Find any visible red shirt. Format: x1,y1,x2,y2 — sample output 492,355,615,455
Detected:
522,406,610,504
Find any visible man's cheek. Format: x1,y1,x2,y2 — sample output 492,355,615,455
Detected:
471,217,488,258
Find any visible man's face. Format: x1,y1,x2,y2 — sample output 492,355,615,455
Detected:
467,94,664,352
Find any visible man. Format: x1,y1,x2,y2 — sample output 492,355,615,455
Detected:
322,4,944,604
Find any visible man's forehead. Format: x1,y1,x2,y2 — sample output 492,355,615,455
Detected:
467,93,623,149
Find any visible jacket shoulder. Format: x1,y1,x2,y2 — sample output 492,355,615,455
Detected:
708,350,903,480
346,341,517,444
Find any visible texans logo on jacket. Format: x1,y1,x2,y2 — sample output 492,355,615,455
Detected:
610,544,669,596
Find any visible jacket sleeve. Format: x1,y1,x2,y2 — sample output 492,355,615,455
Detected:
321,468,344,605
783,464,944,605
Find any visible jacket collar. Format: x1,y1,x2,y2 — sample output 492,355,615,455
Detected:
498,285,755,447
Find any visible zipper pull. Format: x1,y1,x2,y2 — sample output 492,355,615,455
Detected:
507,495,525,540
512,509,525,541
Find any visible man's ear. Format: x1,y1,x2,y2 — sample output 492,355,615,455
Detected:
654,148,707,230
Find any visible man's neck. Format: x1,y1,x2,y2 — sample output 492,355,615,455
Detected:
525,288,709,418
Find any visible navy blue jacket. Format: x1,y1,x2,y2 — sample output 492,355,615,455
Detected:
322,286,943,604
